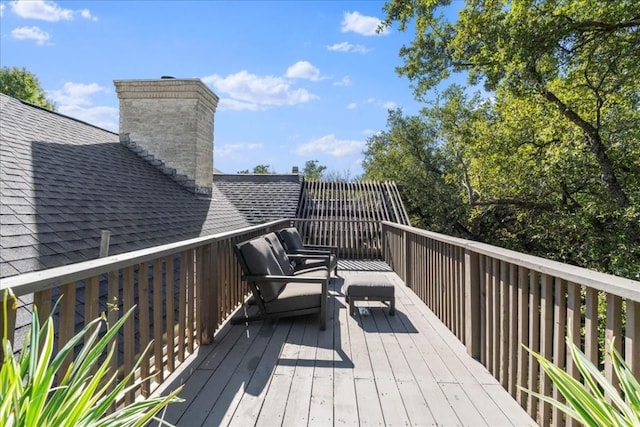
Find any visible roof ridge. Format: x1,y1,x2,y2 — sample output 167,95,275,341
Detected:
120,134,212,197
0,93,119,135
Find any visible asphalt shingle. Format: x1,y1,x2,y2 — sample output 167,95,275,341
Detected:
0,93,250,279
213,173,302,225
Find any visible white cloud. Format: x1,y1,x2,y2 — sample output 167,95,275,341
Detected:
341,11,389,36
0,4,5,17
346,102,357,109
46,81,116,131
58,104,118,132
364,97,396,110
48,82,109,106
202,69,318,110
10,0,97,21
327,41,370,53
295,134,364,158
285,61,325,82
11,0,72,21
215,143,263,158
218,98,259,112
334,76,352,87
79,8,97,21
11,26,50,45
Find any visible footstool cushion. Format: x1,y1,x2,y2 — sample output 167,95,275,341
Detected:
345,274,395,315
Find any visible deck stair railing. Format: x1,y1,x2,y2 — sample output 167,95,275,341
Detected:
382,221,640,427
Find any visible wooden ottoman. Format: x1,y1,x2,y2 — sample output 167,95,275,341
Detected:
345,275,395,316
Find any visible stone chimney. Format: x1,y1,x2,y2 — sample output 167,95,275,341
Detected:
114,78,219,195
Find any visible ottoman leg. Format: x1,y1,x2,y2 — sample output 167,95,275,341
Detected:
349,299,355,316
389,297,395,316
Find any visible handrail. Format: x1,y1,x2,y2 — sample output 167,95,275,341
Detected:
382,221,640,301
0,219,292,296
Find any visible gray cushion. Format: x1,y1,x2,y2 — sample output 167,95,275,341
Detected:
265,282,322,313
278,227,304,252
278,228,337,272
346,275,394,298
264,232,296,275
238,237,286,302
298,254,337,271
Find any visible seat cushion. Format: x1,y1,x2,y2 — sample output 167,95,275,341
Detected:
265,282,322,313
346,275,394,298
298,254,337,272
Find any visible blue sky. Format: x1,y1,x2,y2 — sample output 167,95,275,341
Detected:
1,0,462,176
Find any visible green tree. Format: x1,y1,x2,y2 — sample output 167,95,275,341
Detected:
237,164,273,174
363,103,468,235
323,169,358,182
374,0,640,277
0,67,55,110
382,0,639,207
302,160,327,180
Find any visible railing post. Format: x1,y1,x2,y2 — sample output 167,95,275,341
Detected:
381,223,387,264
0,293,17,361
404,230,412,286
199,243,218,345
626,301,640,379
464,248,481,359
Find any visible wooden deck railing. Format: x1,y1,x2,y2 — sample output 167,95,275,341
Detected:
382,221,640,427
2,218,638,425
0,219,291,402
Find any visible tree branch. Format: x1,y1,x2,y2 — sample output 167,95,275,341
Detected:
538,88,629,207
470,198,555,210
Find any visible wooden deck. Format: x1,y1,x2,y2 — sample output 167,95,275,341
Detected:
154,261,537,426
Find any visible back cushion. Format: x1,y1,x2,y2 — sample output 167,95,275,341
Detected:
264,233,295,275
239,237,286,302
278,228,304,252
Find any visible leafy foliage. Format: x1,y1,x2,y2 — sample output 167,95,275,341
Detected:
237,164,273,174
363,102,467,234
365,0,640,278
522,337,640,426
302,160,327,180
1,290,183,426
0,67,55,110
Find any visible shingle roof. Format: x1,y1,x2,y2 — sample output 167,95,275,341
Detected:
0,94,250,279
213,173,302,225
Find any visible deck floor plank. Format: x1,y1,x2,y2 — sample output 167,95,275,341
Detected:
281,315,319,426
360,310,412,427
153,262,538,426
228,321,293,426
309,288,337,426
255,372,292,427
333,281,358,426
175,321,263,426
391,295,463,426
202,322,281,426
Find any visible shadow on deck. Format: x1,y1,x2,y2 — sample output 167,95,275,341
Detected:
154,261,537,426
